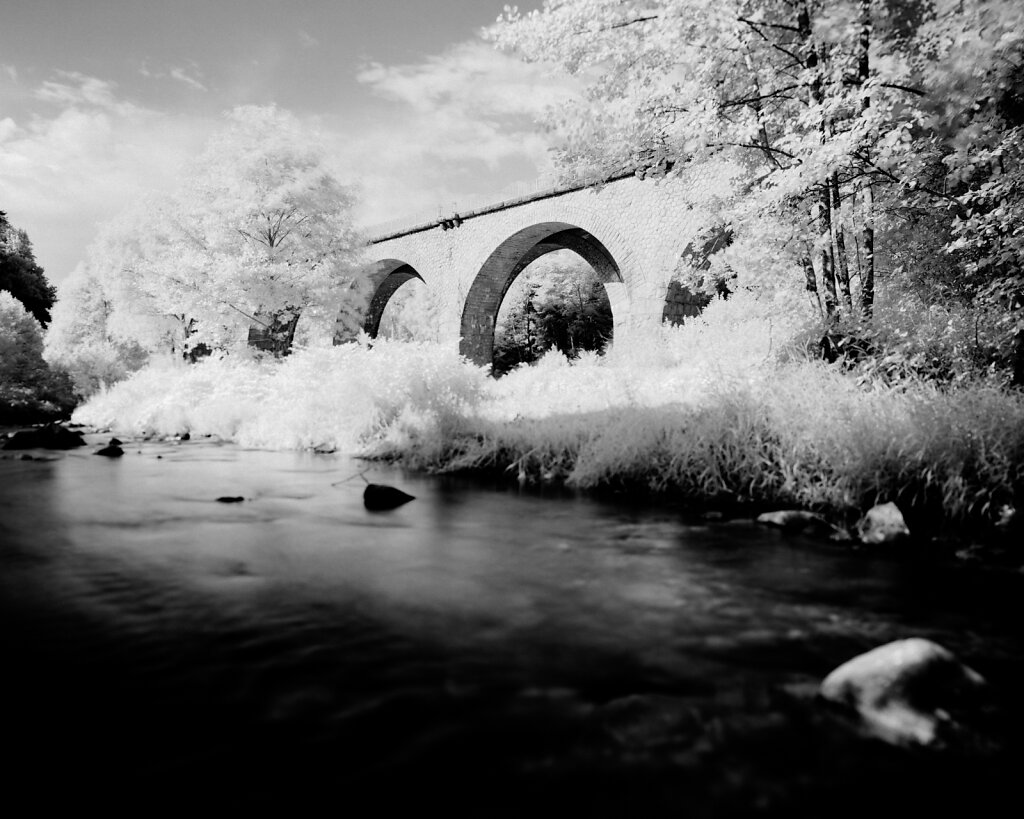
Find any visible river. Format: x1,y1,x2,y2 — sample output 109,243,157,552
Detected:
1,434,1022,816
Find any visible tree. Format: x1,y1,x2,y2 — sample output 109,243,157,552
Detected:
489,0,1024,378
0,210,56,326
493,252,613,374
67,106,367,359
1,293,76,421
42,265,149,398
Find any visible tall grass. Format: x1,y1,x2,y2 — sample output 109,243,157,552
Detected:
75,291,1024,532
406,363,1022,531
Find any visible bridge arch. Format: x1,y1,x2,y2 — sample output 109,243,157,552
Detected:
359,259,426,339
460,222,624,367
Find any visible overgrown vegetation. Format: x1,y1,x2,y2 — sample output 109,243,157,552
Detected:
492,253,613,376
1,212,76,422
74,294,1024,539
489,0,1024,387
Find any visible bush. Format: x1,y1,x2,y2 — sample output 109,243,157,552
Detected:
0,293,77,423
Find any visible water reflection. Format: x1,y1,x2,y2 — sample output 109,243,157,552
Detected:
1,436,1022,815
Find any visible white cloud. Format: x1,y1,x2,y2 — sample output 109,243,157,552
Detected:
2,64,17,82
169,65,207,92
1,71,213,281
0,117,17,142
34,71,142,116
299,30,319,49
139,61,207,92
344,41,581,229
357,41,575,117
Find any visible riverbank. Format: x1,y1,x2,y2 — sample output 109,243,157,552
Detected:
71,333,1024,552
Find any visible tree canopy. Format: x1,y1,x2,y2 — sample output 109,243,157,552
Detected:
0,210,56,326
489,0,1024,381
45,106,367,383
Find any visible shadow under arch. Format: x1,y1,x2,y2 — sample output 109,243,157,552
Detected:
336,259,426,344
460,222,623,367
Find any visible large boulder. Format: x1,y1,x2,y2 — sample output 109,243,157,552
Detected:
820,638,990,748
2,423,86,450
857,502,910,545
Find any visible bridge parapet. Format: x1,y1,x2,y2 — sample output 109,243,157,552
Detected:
365,169,642,244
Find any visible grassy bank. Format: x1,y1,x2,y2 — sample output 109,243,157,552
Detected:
370,364,1024,539
74,297,1024,540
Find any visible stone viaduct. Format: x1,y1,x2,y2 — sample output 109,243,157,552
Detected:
330,167,725,367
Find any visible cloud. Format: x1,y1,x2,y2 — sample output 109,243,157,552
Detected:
1,71,213,281
169,65,207,92
344,41,582,229
140,61,207,92
34,71,142,116
299,30,319,49
2,64,17,82
357,41,575,118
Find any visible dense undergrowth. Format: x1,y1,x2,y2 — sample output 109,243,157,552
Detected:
75,291,1024,539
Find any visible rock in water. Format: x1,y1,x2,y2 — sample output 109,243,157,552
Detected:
216,496,245,503
820,637,989,748
95,444,124,457
857,502,911,544
756,510,843,538
364,483,415,511
2,424,86,450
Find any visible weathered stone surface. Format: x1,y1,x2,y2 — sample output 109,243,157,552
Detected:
2,424,86,450
857,502,911,545
333,174,721,365
820,638,989,748
757,510,842,538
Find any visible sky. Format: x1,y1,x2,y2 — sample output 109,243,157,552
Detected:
0,0,578,284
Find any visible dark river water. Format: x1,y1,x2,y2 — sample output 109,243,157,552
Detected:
1,435,1022,816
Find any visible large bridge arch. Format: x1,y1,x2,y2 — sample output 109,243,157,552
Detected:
460,222,625,366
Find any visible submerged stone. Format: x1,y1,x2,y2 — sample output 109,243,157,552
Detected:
857,502,911,545
756,510,842,538
95,444,124,458
364,483,415,511
820,637,990,748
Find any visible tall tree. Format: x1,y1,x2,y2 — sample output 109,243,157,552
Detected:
62,106,368,358
489,0,1024,343
0,210,56,326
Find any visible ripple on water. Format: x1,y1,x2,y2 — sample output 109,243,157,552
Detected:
1,440,1023,815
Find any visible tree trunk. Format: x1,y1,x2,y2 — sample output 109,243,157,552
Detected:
860,184,875,317
817,187,838,319
831,172,853,310
802,253,824,319
857,0,875,318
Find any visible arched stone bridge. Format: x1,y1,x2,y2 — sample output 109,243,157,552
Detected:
332,168,725,366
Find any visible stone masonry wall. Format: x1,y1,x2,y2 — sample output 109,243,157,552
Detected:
333,169,722,362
